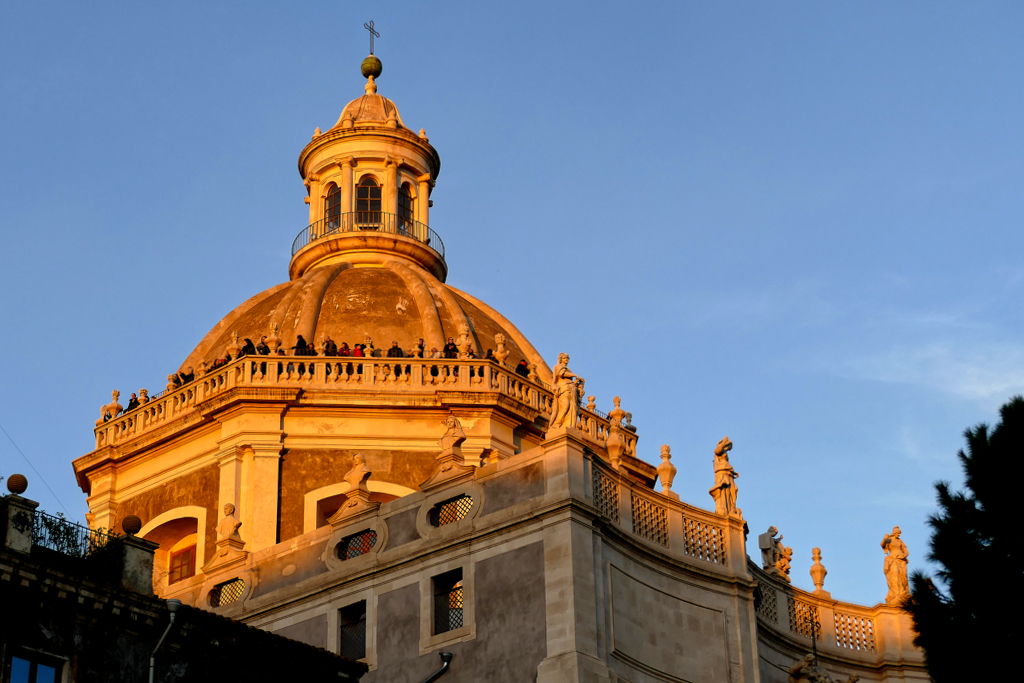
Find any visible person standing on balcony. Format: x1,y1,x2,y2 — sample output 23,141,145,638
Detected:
256,337,270,355
241,338,257,356
338,342,351,356
324,336,338,356
414,338,425,358
443,337,458,359
387,341,404,358
125,393,140,412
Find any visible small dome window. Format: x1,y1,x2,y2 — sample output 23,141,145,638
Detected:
398,183,415,227
356,176,381,225
325,184,342,229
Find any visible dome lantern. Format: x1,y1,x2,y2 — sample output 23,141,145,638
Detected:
294,54,443,282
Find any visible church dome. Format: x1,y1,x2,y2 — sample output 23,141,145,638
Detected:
179,259,551,382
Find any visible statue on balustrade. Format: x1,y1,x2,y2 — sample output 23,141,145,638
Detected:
709,436,740,517
549,353,584,430
759,526,784,569
788,654,860,683
881,526,909,605
95,390,123,426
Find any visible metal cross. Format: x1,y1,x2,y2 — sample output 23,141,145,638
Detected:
363,21,380,55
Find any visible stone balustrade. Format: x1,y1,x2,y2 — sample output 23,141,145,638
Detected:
751,562,921,669
587,455,744,576
93,355,634,454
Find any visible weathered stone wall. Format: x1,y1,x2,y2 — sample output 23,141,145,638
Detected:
279,448,435,541
117,463,219,563
365,541,547,683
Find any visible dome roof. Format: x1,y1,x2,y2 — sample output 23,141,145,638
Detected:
329,78,406,131
180,260,551,382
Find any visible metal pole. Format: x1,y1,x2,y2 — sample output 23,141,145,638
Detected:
149,600,181,683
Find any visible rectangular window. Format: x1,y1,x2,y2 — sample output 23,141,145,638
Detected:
432,568,464,635
168,545,197,584
7,654,62,683
339,601,367,660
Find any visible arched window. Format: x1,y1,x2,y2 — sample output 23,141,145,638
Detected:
398,183,415,231
356,176,381,226
324,184,342,230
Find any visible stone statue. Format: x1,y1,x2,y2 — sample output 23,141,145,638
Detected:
657,445,677,497
139,388,150,404
586,395,596,412
624,412,636,432
363,336,376,357
810,547,827,594
549,353,584,430
709,436,740,517
788,654,860,683
881,526,909,604
95,390,123,426
776,544,793,580
493,333,510,366
344,453,372,496
438,415,467,452
166,374,178,391
759,526,783,569
456,324,473,359
217,503,242,542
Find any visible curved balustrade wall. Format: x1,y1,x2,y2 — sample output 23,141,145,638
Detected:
92,355,632,456
291,212,445,260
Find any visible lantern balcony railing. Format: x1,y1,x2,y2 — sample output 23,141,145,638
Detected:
291,211,445,260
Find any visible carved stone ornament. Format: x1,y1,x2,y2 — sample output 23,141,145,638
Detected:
226,331,241,360
810,547,829,596
776,543,793,581
657,445,678,499
604,396,628,469
139,388,150,404
709,436,741,518
95,390,123,426
586,395,596,412
881,526,910,605
266,323,282,354
528,363,539,382
329,453,381,524
421,416,476,490
456,324,473,359
788,654,860,683
493,333,510,366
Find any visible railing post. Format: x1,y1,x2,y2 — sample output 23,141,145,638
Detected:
2,493,38,555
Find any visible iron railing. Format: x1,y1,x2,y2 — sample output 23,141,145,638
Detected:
291,211,445,260
32,510,114,558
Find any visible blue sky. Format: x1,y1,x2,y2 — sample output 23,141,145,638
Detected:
2,1,1022,607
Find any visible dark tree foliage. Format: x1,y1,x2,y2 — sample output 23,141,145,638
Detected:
905,396,1022,680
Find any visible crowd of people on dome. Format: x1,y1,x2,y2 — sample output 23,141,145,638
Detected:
157,330,536,395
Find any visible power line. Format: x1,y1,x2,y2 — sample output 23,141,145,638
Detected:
0,422,71,517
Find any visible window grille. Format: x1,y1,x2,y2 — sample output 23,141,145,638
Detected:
788,597,821,640
337,529,378,561
209,578,246,608
433,569,464,635
680,516,726,564
429,495,473,527
168,545,197,584
592,469,620,523
339,601,367,660
631,494,668,546
754,583,778,624
834,612,876,652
